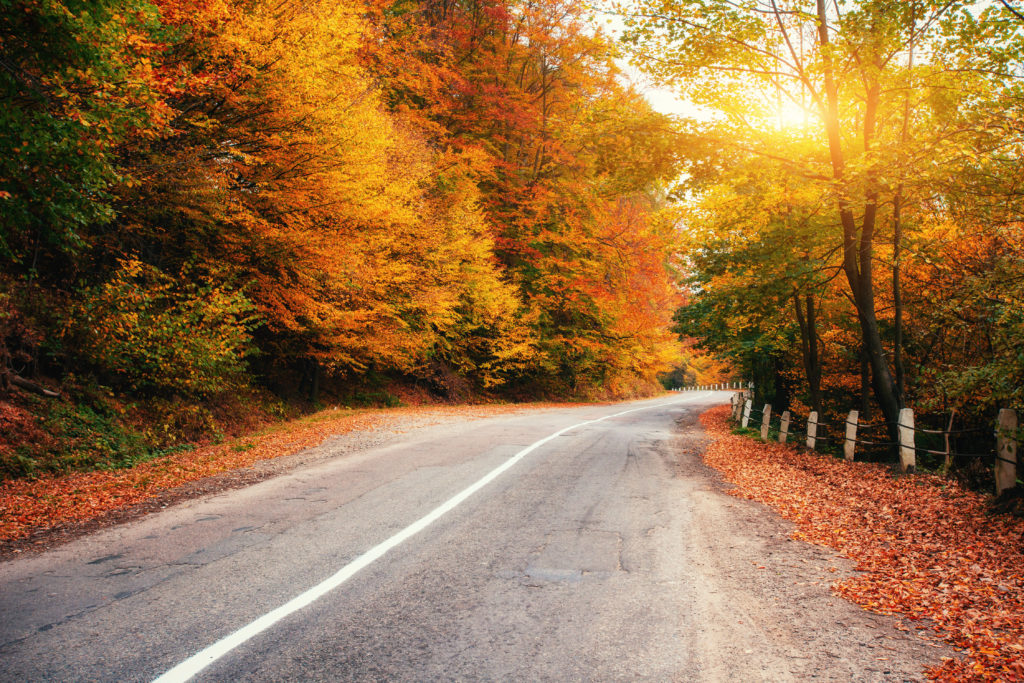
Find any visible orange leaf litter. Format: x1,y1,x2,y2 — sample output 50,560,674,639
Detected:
0,403,552,545
700,405,1024,682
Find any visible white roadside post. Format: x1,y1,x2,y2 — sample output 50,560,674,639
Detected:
844,409,859,461
760,404,772,441
741,399,752,429
778,410,790,444
806,411,818,451
898,407,916,473
996,408,1019,494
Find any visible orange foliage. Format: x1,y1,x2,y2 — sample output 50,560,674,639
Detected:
103,0,682,394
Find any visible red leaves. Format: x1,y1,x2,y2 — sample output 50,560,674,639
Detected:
699,405,1024,682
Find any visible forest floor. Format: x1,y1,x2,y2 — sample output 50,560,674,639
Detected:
699,404,1024,682
0,401,588,557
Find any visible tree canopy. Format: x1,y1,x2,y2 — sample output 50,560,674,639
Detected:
619,0,1024,428
1,0,687,412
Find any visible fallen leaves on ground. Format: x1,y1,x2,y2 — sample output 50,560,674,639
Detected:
700,405,1024,682
0,403,565,544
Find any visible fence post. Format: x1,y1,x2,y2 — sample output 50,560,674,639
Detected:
898,407,916,473
941,410,956,475
741,399,752,428
778,410,790,444
844,409,859,461
806,411,818,450
760,404,772,441
996,408,1019,495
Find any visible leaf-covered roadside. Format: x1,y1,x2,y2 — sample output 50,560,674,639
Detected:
699,405,1024,682
0,403,546,545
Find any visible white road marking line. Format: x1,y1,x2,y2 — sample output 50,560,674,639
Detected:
152,393,710,682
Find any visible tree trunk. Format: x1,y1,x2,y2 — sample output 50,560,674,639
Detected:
860,343,871,419
891,7,915,408
0,339,10,393
793,292,823,414
851,270,901,439
892,188,906,406
816,0,903,441
309,358,320,404
10,374,60,398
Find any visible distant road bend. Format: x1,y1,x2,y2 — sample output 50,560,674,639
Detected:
1,392,945,681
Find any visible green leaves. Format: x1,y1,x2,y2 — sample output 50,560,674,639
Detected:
68,260,257,396
0,0,165,266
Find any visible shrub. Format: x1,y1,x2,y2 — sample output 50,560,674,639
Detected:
70,259,257,396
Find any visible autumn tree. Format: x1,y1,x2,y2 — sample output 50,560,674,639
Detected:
670,138,843,412
618,0,1024,429
366,0,685,394
0,0,167,270
2,0,687,428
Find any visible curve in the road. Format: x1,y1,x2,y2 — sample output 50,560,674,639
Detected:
153,393,711,683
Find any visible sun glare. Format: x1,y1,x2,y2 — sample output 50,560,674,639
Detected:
774,99,816,130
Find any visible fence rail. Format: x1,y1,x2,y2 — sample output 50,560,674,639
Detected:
708,388,1020,495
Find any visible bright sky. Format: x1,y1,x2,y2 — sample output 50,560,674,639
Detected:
594,9,712,119
596,8,816,128
618,61,711,118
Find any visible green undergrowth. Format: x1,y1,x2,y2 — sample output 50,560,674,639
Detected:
0,383,294,481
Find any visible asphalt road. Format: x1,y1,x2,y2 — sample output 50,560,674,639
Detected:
0,392,945,681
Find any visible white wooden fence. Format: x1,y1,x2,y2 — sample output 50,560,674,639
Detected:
677,381,752,391
725,390,1020,495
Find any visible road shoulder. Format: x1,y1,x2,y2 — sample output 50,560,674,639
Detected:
673,404,953,681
